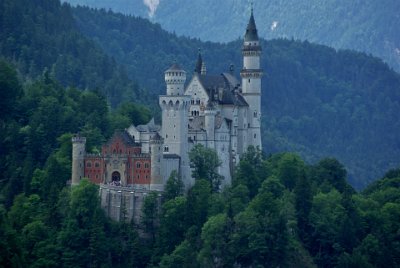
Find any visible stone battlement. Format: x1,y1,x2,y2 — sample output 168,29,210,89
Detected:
72,136,86,143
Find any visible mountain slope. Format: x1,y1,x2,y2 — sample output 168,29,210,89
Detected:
62,0,400,72
0,0,147,106
72,6,400,189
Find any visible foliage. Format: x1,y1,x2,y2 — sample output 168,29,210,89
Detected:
0,1,399,267
189,144,223,192
0,0,147,107
70,6,400,189
66,0,400,72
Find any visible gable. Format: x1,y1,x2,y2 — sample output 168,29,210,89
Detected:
185,75,209,104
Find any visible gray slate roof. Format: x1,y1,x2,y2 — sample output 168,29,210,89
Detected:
166,63,184,72
244,10,259,42
196,73,248,107
136,118,161,132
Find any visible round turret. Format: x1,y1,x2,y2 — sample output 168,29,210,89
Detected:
165,63,186,96
71,135,86,186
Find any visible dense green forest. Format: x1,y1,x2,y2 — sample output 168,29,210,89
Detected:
0,0,149,107
71,6,400,189
0,1,400,266
1,0,399,188
63,0,400,72
0,58,399,266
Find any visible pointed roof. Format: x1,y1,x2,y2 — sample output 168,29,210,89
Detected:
166,62,184,72
244,8,259,42
106,130,137,146
136,118,161,132
194,49,203,74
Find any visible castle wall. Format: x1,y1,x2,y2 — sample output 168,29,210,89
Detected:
84,156,104,184
99,184,161,224
162,156,180,183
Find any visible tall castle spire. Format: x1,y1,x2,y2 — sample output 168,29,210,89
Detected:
240,5,263,150
244,4,259,42
195,48,203,74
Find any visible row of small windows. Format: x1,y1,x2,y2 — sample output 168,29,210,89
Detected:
134,175,150,180
135,162,150,169
86,161,100,168
191,110,200,116
166,72,184,76
190,99,201,105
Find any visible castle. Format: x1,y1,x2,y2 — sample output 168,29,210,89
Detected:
71,9,262,222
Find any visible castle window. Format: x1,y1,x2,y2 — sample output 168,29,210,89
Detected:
164,146,169,152
86,162,92,168
95,162,100,168
145,163,150,168
136,162,141,168
248,79,251,83
254,111,257,117
254,134,257,139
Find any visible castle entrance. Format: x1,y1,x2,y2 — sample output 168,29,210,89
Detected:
111,171,121,182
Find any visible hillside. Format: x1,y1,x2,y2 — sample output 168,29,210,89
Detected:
62,0,400,72
0,0,148,107
71,6,400,189
0,1,399,267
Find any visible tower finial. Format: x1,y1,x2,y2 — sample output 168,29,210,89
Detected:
244,1,259,42
195,48,203,74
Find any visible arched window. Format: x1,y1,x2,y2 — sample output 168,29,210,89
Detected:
86,162,92,168
111,171,121,182
136,162,141,168
95,162,100,168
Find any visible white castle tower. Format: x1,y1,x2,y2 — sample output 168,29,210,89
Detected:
159,63,193,188
71,135,86,185
204,101,217,149
241,7,263,150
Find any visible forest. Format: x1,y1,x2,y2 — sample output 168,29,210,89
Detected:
0,0,399,266
63,0,400,72
0,59,399,267
71,6,400,188
1,0,399,188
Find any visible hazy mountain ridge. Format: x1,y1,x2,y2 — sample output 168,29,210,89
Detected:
62,0,400,72
72,6,400,189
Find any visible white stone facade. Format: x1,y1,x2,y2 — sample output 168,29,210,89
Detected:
125,10,263,189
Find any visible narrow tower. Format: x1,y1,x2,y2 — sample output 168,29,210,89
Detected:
150,133,164,191
71,135,86,185
159,63,192,188
204,101,217,149
241,7,263,150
